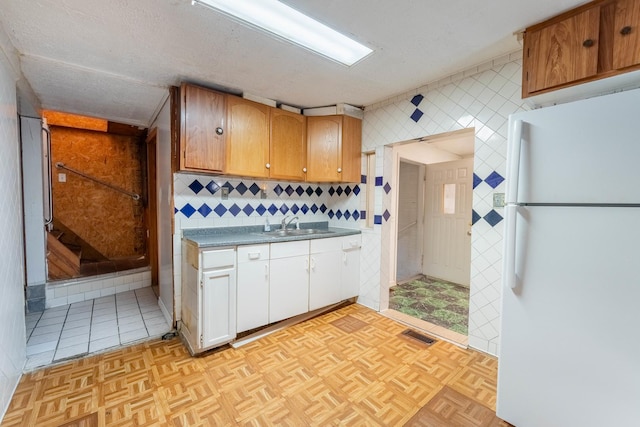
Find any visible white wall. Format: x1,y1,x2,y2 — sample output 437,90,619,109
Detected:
0,26,27,421
149,97,174,324
362,52,530,356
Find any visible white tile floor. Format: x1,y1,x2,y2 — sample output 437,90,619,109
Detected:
24,287,171,371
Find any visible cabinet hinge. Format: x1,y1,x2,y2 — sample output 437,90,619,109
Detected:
200,334,203,345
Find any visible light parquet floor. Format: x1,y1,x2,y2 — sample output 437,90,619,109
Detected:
3,304,506,426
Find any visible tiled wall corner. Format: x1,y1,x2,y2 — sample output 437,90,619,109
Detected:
362,57,529,356
0,52,26,420
45,269,152,308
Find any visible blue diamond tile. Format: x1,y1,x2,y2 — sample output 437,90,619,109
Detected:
188,180,204,194
268,204,278,215
180,203,196,218
360,211,366,220
290,204,299,214
229,204,241,217
336,210,343,219
484,209,503,227
174,207,178,214
336,186,344,196
301,204,309,214
222,181,234,192
485,171,505,189
344,210,351,220
353,185,361,196
249,183,261,195
473,173,482,189
205,181,220,194
198,204,212,217
315,187,323,196
329,187,335,196
310,204,318,213
256,204,267,216
305,186,314,196
383,182,391,194
235,182,248,195
344,186,352,196
274,184,283,196
375,176,383,186
285,185,294,196
374,215,382,225
383,210,391,221
279,204,289,214
213,204,227,217
319,204,327,213
242,204,255,216
410,94,424,106
410,108,424,123
352,210,360,221
361,175,367,184
472,209,481,225
328,210,335,219
295,186,304,196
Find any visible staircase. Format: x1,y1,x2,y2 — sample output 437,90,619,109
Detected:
46,231,82,279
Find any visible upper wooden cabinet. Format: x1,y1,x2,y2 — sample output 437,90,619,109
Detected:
523,0,640,98
306,115,362,183
180,83,226,172
225,96,270,178
270,109,307,181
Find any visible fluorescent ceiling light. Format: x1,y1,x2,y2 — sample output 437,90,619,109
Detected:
192,0,373,66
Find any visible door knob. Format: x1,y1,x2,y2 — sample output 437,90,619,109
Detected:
215,127,223,135
467,230,472,236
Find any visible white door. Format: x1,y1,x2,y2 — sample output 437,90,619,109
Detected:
396,161,424,282
201,267,236,348
269,240,309,323
423,158,473,285
309,237,342,310
341,235,361,300
236,245,270,333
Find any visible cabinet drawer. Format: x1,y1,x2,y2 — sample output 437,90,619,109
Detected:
202,248,236,270
237,244,269,263
342,235,362,251
271,240,309,259
310,236,342,254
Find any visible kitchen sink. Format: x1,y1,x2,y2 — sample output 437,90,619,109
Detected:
261,228,334,237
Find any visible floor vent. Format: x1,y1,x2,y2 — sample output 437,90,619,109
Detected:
401,329,436,345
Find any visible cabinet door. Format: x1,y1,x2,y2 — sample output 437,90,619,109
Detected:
309,249,342,310
226,96,270,177
613,0,640,69
237,245,270,333
269,255,309,323
524,7,600,95
307,116,342,182
340,115,362,183
201,268,236,348
342,249,361,300
270,109,307,181
181,84,226,172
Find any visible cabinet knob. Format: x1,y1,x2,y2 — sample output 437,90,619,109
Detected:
582,39,595,48
265,163,270,169
337,167,342,173
621,26,633,36
215,127,223,135
302,167,307,173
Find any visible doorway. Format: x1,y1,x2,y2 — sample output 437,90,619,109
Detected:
384,129,474,343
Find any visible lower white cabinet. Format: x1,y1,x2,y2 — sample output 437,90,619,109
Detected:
309,237,343,310
180,241,236,355
269,240,309,323
236,244,270,333
341,235,362,300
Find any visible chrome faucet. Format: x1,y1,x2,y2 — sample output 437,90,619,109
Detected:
281,215,299,230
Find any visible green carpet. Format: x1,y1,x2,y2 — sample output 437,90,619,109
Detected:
389,276,469,335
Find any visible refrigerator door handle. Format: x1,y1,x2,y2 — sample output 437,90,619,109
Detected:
504,205,518,289
506,119,523,204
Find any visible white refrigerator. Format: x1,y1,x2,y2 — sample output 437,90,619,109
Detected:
497,88,640,426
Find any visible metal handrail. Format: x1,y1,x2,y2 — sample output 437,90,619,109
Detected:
55,162,140,201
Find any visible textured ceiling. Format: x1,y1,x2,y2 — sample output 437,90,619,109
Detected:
0,0,588,127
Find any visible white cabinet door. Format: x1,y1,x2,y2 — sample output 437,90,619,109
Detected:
237,245,270,333
309,237,342,310
341,235,361,300
269,252,309,323
201,267,236,348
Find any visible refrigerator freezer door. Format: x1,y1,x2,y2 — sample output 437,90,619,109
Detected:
497,206,640,426
509,88,640,205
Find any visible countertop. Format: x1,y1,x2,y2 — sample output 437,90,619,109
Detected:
182,222,361,248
